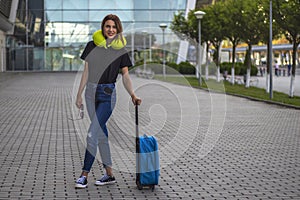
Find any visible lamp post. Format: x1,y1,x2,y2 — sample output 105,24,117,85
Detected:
142,30,148,72
159,23,167,79
269,0,273,99
131,20,135,66
194,11,206,86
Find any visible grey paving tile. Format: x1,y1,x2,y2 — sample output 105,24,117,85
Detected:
0,72,300,199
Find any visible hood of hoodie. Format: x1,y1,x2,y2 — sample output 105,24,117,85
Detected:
92,30,126,50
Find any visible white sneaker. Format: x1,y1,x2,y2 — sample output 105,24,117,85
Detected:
75,176,88,188
95,174,116,186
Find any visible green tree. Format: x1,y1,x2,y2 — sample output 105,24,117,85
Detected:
222,0,243,84
171,10,209,82
170,11,192,41
238,0,265,87
201,3,226,82
273,0,300,97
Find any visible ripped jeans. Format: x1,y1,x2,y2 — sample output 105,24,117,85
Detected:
82,82,116,173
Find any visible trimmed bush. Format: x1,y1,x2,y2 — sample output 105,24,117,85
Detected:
178,61,196,74
220,62,258,76
167,62,180,73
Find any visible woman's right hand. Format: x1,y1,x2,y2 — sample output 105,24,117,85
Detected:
131,94,142,105
76,95,83,109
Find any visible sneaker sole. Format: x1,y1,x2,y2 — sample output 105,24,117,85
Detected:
75,184,88,189
95,180,116,186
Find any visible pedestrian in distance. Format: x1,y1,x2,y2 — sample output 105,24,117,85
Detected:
275,60,279,77
260,67,264,77
75,14,141,189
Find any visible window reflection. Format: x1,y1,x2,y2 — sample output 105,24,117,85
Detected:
7,0,186,71
45,0,62,9
63,11,88,22
63,0,88,9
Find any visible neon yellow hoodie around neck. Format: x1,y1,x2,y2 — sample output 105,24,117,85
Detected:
92,30,126,50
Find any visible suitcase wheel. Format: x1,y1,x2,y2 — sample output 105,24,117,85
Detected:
137,182,143,190
151,185,155,191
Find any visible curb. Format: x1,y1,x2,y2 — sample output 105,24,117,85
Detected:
200,87,300,110
153,78,300,110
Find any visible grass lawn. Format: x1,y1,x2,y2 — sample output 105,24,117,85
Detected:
154,75,300,108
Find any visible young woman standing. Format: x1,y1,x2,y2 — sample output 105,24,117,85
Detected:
75,14,141,188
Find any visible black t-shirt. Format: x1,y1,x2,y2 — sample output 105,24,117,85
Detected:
80,41,132,84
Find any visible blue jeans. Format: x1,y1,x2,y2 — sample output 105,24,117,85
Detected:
82,82,116,173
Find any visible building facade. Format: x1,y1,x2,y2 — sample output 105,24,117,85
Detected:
1,0,188,72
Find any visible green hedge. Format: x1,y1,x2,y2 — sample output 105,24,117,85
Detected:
133,61,196,75
132,61,258,76
177,61,196,74
220,62,258,76
167,62,180,73
167,61,196,74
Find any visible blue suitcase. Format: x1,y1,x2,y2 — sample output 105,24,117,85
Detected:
135,105,160,190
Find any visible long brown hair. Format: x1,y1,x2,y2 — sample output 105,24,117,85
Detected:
101,14,125,44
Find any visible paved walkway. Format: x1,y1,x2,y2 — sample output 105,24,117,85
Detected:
216,74,300,96
0,72,299,199
256,75,300,96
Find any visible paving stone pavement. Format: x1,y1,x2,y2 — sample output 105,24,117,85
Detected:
0,72,299,200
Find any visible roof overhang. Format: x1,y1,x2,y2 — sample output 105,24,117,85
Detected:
0,12,13,32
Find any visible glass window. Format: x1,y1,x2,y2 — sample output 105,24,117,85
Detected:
8,0,189,71
134,0,149,9
46,47,63,71
62,23,90,45
32,47,45,70
88,22,101,34
175,0,186,9
151,0,186,9
112,0,133,9
46,22,90,47
63,0,88,9
151,0,170,9
46,11,62,22
89,0,115,9
45,0,62,9
89,11,111,22
116,12,134,23
133,10,151,22
150,11,173,22
63,11,88,22
88,11,133,23
89,0,132,10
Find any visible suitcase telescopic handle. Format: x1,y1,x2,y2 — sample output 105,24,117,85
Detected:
135,104,139,138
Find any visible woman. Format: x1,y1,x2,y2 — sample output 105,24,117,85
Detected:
75,14,141,189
